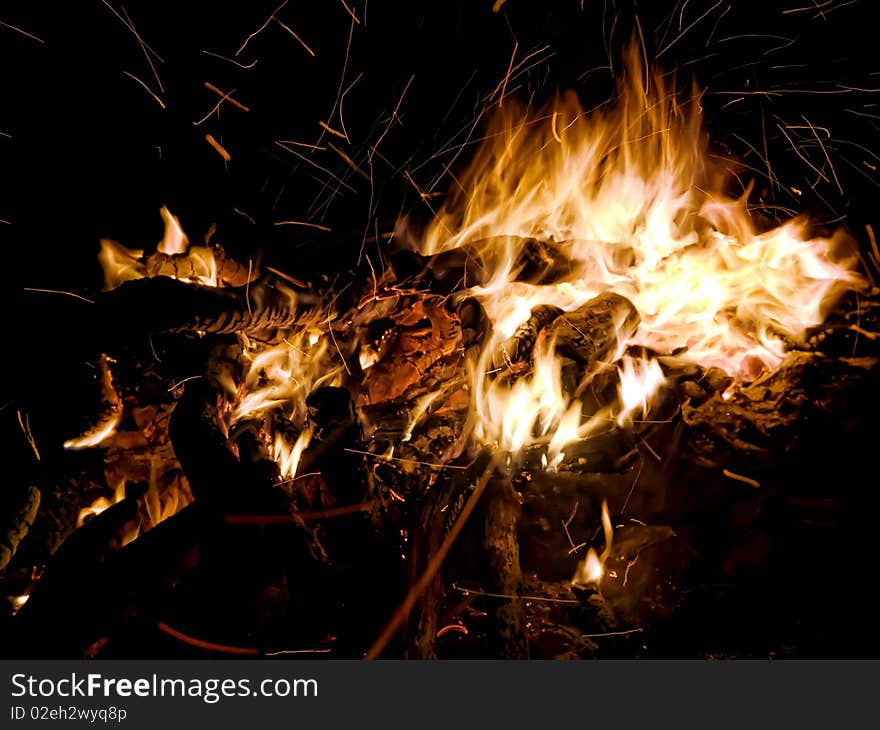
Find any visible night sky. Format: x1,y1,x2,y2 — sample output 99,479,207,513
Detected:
2,0,878,295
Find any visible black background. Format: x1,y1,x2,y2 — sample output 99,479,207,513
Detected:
2,0,878,293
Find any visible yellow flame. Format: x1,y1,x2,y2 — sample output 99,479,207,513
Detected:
599,499,613,564
232,317,344,485
232,322,341,425
91,212,341,536
573,547,604,585
572,500,613,588
98,239,145,290
11,594,29,614
417,46,862,460
274,426,314,482
76,496,113,527
63,414,121,451
186,246,220,287
64,356,122,450
76,479,127,529
157,205,188,255
617,354,665,425
99,206,220,289
402,391,442,443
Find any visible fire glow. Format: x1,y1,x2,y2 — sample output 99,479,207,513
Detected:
415,48,863,462
69,48,864,541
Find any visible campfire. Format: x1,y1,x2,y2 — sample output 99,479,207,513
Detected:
2,16,879,659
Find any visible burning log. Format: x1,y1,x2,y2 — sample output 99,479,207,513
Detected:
143,247,252,288
682,351,878,466
457,297,491,352
497,304,563,368
389,248,485,293
0,486,40,571
481,475,528,658
402,451,496,658
6,501,208,658
299,386,366,506
547,292,640,373
168,376,286,513
390,237,578,294
488,292,638,393
96,275,302,342
360,296,462,405
514,239,577,285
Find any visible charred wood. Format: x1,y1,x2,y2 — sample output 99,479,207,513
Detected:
496,304,563,368
0,485,40,571
144,247,252,287
404,451,494,658
457,296,491,353
300,386,366,506
4,496,205,657
359,296,461,405
547,292,640,372
682,351,878,466
96,275,303,342
481,476,528,658
168,378,285,513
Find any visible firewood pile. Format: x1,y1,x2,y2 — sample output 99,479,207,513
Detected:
3,47,880,659
1,217,877,658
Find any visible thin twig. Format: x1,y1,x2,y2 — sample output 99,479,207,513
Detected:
453,584,579,605
23,287,95,304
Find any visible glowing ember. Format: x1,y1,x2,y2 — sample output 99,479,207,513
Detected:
10,594,30,614
415,47,863,459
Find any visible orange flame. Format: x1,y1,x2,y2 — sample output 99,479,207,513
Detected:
99,206,224,289
417,47,863,460
156,206,188,255
64,356,122,450
232,317,343,483
572,500,613,588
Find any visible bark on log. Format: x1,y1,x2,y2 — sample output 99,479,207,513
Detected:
482,476,528,658
496,304,563,368
457,297,491,352
0,485,40,571
390,238,578,293
144,247,253,287
547,292,640,373
168,377,286,513
405,452,494,658
404,472,459,659
682,351,878,466
96,275,303,341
